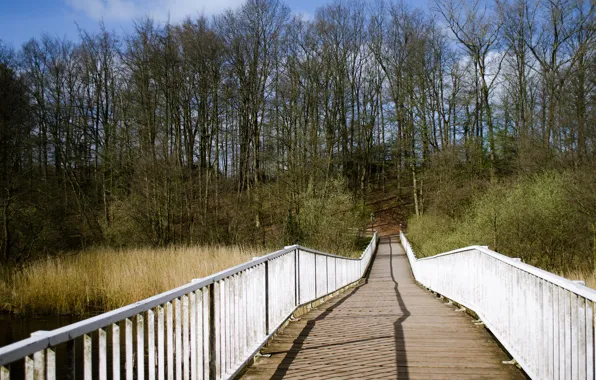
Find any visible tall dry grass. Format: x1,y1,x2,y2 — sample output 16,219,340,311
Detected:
2,246,259,315
560,270,596,290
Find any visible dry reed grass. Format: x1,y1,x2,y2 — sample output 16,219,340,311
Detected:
2,245,259,315
560,270,596,290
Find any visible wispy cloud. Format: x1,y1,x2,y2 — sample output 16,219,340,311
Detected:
292,11,313,22
65,0,245,23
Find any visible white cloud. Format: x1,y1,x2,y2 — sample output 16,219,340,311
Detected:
292,11,313,22
66,0,245,23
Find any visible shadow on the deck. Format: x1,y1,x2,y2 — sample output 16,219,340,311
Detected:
389,236,411,379
271,237,411,378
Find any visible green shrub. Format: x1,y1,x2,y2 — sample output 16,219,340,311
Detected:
297,178,367,256
408,170,593,272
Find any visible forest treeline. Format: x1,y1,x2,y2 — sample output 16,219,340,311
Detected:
0,0,594,270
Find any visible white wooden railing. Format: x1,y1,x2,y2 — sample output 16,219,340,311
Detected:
0,232,377,380
401,231,596,380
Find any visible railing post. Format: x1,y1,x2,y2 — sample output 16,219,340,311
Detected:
335,256,337,291
314,251,317,298
326,256,329,294
295,249,300,306
208,283,216,380
265,260,269,335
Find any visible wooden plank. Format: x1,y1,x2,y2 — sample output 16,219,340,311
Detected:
148,309,156,380
25,356,33,380
220,280,226,377
571,293,579,380
577,296,586,380
157,306,165,380
175,298,182,380
45,349,55,380
125,318,133,380
564,289,572,379
99,328,107,380
182,295,190,380
202,287,210,380
587,301,594,380
83,334,92,380
232,275,238,370
544,281,554,380
137,314,145,380
112,323,120,380
190,292,197,380
33,349,44,380
167,301,174,380
214,281,221,380
196,291,203,379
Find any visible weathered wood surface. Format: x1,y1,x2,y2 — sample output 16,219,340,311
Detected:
242,237,525,379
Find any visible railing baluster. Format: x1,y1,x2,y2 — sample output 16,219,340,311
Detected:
213,281,220,380
148,309,156,380
220,280,226,376
83,334,92,380
33,349,44,379
175,298,182,380
226,277,232,372
45,349,55,380
99,328,107,380
157,305,165,380
0,366,8,380
166,301,174,380
577,296,586,380
125,318,133,380
246,269,252,352
195,291,203,379
233,274,239,369
249,268,255,349
182,295,189,380
190,292,197,380
137,314,145,380
231,277,236,371
112,323,120,380
25,356,33,380
564,289,572,379
553,284,560,378
592,302,596,379
202,287,210,380
544,281,554,380
242,272,248,356
230,275,236,369
586,300,594,379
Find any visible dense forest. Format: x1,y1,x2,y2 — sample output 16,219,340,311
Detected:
0,0,594,273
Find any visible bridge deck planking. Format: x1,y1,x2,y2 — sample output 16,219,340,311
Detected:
242,237,525,379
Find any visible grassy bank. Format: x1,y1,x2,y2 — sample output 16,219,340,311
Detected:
0,246,260,315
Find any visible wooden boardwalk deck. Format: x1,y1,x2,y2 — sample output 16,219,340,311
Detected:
242,237,526,379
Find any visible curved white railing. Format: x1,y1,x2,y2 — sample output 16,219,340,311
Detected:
0,232,377,380
401,231,596,380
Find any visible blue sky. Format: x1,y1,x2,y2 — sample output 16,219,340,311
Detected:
0,0,430,49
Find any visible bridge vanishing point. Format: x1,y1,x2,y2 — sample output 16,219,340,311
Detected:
0,231,595,379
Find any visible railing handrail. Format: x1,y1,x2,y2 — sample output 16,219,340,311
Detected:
0,235,377,368
407,239,596,302
401,231,596,380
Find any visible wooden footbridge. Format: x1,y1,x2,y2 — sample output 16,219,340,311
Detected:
242,238,524,379
1,231,595,379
